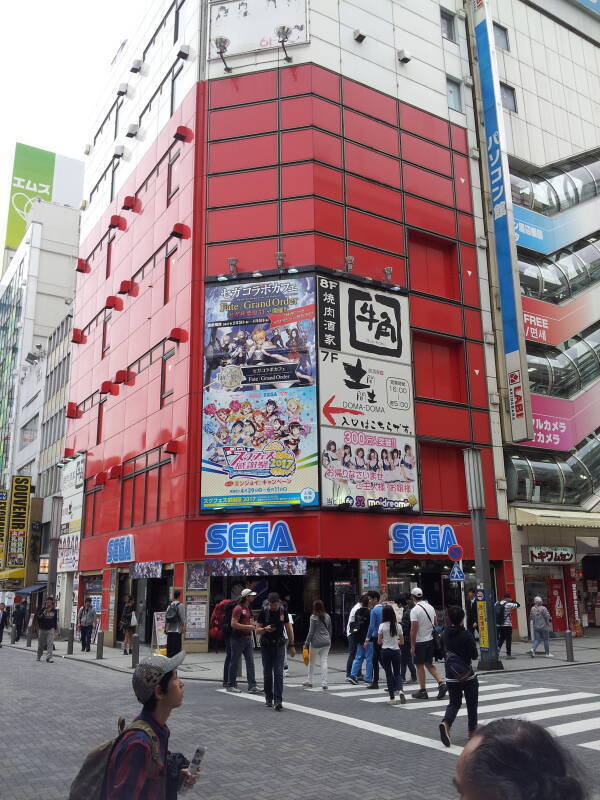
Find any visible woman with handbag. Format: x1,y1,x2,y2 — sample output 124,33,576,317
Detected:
303,600,332,690
120,596,138,655
439,605,479,747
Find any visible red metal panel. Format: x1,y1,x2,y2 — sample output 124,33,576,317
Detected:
418,442,469,513
344,141,401,188
408,232,459,300
480,447,498,517
282,198,344,237
450,124,468,154
208,169,278,207
401,134,452,176
413,333,466,403
207,203,278,242
453,154,473,213
343,109,399,156
209,102,278,140
205,238,279,276
280,96,342,134
463,308,483,341
471,410,492,444
345,245,406,286
466,341,488,408
460,245,480,307
410,296,463,337
416,402,471,441
345,175,403,221
346,208,404,254
280,129,343,167
342,78,397,125
457,213,475,244
403,164,454,208
400,104,449,146
209,70,278,107
208,134,278,172
405,196,456,239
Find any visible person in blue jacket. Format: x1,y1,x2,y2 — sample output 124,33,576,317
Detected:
364,590,383,689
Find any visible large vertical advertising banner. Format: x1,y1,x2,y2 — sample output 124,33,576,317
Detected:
58,454,85,572
0,491,9,566
5,476,31,568
201,276,319,509
317,277,418,510
209,0,308,59
470,0,533,442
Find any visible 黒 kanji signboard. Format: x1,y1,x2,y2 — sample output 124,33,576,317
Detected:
317,278,417,510
5,476,31,568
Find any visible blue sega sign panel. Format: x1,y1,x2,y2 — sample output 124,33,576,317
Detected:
389,523,458,555
107,534,135,564
205,520,296,555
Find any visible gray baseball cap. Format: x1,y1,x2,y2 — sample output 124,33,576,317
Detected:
132,651,185,703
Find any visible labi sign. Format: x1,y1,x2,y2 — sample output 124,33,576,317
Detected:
389,523,458,555
205,520,296,555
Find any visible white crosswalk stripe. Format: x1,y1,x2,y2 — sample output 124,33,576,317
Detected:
412,687,556,712
579,740,600,751
549,718,600,737
361,684,520,704
430,690,591,718
485,698,600,724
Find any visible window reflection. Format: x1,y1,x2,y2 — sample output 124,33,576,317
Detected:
511,151,600,216
531,456,563,504
527,321,600,398
531,176,560,215
518,256,542,298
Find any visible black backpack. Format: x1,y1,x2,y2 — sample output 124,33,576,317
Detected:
445,650,474,682
350,606,370,637
495,601,505,627
221,600,238,637
165,601,180,622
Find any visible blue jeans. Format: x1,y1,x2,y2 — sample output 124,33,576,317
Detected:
223,636,233,684
380,648,403,699
228,636,257,688
532,628,550,654
351,641,373,682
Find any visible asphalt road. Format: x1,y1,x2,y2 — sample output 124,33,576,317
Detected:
2,647,599,800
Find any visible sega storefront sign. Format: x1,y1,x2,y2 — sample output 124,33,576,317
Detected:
201,276,319,509
389,523,458,555
205,520,296,555
106,534,135,564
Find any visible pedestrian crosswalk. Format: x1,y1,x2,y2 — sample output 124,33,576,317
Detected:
296,678,600,753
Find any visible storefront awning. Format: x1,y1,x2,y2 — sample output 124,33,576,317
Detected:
14,582,46,595
0,568,25,580
515,508,600,528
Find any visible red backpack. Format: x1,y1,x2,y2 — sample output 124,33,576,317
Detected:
209,599,236,641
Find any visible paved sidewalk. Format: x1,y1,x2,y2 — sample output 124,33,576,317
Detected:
4,628,600,681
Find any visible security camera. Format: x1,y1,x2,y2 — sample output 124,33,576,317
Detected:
397,49,411,64
353,29,366,43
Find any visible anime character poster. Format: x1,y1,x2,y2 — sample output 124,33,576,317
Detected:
320,427,419,511
201,276,319,509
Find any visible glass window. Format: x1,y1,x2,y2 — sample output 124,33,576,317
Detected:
531,456,563,504
167,148,181,205
562,336,600,391
161,351,175,405
560,161,597,204
518,256,541,298
554,250,590,296
531,176,560,215
577,436,600,491
505,453,534,502
493,22,509,50
582,321,600,359
447,78,462,112
571,239,600,285
171,65,183,116
544,168,578,211
175,0,195,43
548,349,580,397
578,154,600,193
441,10,456,42
500,82,517,112
559,457,592,506
526,348,552,395
510,171,533,208
19,414,39,450
538,259,569,302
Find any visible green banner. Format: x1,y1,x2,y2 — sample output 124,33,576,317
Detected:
5,143,56,250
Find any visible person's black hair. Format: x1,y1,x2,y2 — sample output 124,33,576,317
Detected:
359,594,369,606
174,590,181,600
381,603,397,637
448,605,465,626
268,591,280,604
464,719,588,800
503,592,511,599
313,599,326,617
142,670,174,713
367,590,380,601
84,597,92,604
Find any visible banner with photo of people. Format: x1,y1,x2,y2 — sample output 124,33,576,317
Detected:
317,277,418,510
200,556,307,576
201,276,319,509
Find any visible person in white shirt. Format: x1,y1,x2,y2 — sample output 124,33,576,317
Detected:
377,604,406,705
345,597,363,679
409,587,447,701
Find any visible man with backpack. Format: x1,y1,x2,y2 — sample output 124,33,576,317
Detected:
256,592,296,710
438,605,479,747
496,592,520,659
70,651,197,799
398,596,417,684
346,594,373,685
164,591,186,657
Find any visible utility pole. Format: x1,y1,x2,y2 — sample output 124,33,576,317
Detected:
463,447,503,671
46,495,62,597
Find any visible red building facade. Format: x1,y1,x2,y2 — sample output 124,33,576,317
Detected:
68,64,511,648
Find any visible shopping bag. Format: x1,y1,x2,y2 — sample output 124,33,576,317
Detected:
130,611,138,627
302,646,310,666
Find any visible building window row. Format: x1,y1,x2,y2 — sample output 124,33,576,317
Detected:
46,353,70,398
506,430,600,506
138,62,183,140
89,157,120,208
527,320,600,398
18,414,39,451
39,464,62,498
132,240,178,301
511,153,600,216
120,445,173,529
518,232,600,304
47,314,72,355
93,97,124,147
41,409,66,450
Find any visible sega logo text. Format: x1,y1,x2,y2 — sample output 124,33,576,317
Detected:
107,534,135,564
205,521,296,555
389,524,458,555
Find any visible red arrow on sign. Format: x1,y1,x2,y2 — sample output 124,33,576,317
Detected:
322,396,364,426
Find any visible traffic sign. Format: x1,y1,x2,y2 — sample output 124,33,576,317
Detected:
447,543,463,562
448,562,465,581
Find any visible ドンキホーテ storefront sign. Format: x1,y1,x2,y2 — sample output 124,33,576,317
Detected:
106,534,135,564
389,523,458,555
205,520,296,555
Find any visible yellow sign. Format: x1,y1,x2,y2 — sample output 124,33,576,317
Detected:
0,490,9,564
6,476,31,568
477,600,488,649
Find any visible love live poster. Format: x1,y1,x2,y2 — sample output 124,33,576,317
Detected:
201,276,319,509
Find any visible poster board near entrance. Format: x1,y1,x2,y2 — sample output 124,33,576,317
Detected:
152,611,167,649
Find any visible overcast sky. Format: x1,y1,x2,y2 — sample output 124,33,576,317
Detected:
0,1,145,247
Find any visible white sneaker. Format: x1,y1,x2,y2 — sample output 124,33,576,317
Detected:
545,653,555,658
387,698,399,705
529,649,535,658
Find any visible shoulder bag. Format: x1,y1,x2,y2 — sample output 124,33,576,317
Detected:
418,603,445,661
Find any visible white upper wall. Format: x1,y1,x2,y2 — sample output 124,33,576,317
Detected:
495,0,600,165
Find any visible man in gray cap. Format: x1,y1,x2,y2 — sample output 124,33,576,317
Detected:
104,652,198,798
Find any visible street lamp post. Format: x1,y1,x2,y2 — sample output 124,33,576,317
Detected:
463,447,503,671
46,495,63,598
